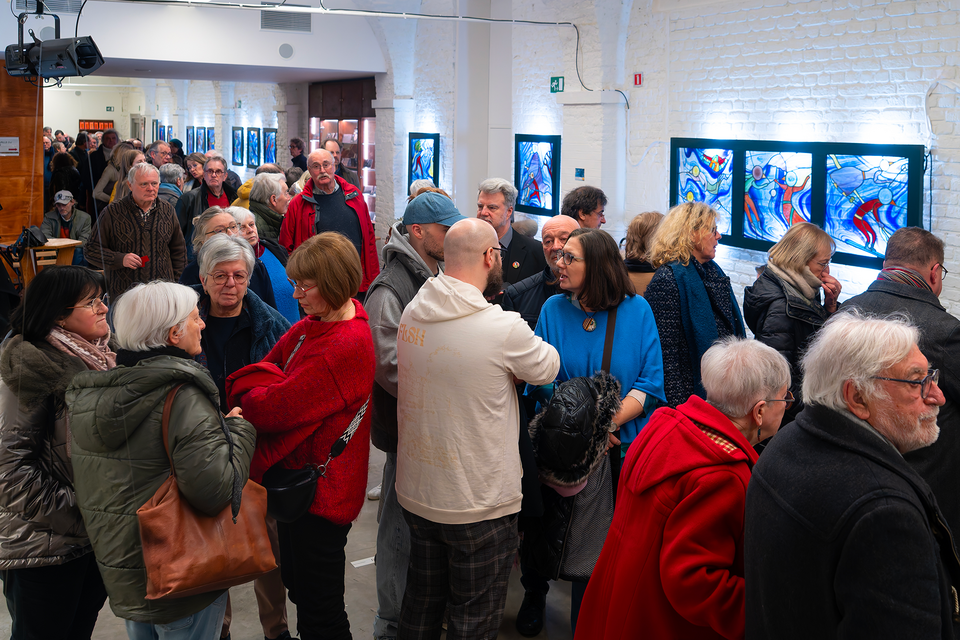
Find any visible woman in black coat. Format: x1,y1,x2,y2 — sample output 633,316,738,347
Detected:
743,222,841,423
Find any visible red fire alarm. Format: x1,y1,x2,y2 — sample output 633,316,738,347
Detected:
634,73,642,86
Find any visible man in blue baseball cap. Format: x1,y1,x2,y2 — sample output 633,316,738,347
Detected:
363,189,466,640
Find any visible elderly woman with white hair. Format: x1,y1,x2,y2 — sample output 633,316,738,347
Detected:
179,206,278,309
66,281,257,640
575,337,791,640
232,206,298,325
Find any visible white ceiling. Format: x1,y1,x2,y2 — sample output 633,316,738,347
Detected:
95,58,366,84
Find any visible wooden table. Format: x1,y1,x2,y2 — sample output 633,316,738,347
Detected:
19,238,83,287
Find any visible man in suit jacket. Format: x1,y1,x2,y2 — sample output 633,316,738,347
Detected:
477,177,547,287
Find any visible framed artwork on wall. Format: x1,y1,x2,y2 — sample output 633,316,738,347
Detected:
186,126,195,154
157,123,166,142
514,134,561,216
196,128,207,153
669,137,926,268
408,132,439,191
207,127,215,151
232,127,244,166
166,126,173,143
264,128,277,165
247,128,261,168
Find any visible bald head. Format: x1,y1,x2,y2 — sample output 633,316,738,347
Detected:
541,215,582,272
444,218,498,271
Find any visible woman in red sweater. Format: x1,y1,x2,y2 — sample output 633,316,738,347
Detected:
574,337,790,640
227,232,374,640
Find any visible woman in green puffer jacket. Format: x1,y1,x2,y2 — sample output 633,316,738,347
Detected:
66,281,256,640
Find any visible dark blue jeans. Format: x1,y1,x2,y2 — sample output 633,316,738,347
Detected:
1,552,106,640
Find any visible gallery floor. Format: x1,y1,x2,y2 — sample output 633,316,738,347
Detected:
0,447,574,640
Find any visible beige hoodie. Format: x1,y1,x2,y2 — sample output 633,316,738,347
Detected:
396,273,560,525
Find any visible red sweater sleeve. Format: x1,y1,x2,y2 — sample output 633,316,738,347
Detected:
660,467,749,640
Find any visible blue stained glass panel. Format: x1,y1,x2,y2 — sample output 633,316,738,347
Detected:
677,147,733,235
825,154,909,258
743,151,813,242
411,139,435,182
518,141,554,211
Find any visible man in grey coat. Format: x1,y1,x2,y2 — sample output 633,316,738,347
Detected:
844,226,960,540
363,191,465,640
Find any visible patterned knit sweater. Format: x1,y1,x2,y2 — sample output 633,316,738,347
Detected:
84,195,186,302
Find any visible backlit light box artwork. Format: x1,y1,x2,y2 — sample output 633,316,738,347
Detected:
514,134,561,216
676,147,734,236
408,132,439,191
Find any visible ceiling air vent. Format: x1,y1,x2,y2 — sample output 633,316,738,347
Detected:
15,0,83,13
260,3,311,33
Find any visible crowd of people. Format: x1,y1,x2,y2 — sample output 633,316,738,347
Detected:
1,125,958,640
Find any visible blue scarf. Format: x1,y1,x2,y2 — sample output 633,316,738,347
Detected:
669,260,745,398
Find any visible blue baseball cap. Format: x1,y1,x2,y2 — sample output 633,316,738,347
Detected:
402,191,467,227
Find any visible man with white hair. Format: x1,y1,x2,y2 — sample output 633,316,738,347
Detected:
85,162,186,302
396,218,560,640
744,311,959,640
476,178,546,286
279,148,378,300
249,172,292,243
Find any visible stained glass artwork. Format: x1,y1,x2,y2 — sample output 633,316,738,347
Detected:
677,147,733,235
231,127,243,166
411,138,435,182
247,128,261,168
518,141,554,211
743,151,813,242
196,128,206,153
264,129,277,165
825,154,909,258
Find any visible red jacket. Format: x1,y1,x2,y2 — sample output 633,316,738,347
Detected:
278,175,380,292
226,300,375,525
575,396,758,640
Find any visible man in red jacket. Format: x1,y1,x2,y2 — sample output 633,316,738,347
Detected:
279,148,379,300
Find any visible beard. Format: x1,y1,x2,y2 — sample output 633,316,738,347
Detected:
482,261,504,299
875,404,940,454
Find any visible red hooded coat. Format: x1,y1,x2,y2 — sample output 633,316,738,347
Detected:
574,395,758,640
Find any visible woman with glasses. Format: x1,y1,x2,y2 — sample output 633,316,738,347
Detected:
743,222,841,424
575,338,791,640
645,202,746,408
226,232,374,640
179,206,278,309
524,228,665,633
0,266,113,639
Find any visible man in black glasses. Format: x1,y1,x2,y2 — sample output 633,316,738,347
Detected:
844,227,960,542
745,312,957,640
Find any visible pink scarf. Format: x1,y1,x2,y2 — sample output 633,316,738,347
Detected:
46,326,116,371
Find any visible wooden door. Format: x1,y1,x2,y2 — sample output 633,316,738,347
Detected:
0,62,44,242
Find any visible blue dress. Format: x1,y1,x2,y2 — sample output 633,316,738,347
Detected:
533,293,666,445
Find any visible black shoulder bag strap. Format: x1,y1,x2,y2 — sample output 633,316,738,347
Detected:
602,304,621,503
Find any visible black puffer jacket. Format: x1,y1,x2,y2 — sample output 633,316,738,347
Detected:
743,268,829,423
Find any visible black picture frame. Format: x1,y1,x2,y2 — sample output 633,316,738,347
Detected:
231,127,244,167
207,127,215,151
152,119,158,142
186,126,195,154
408,132,440,191
264,128,277,165
196,128,207,153
513,134,561,216
669,137,926,269
247,128,261,168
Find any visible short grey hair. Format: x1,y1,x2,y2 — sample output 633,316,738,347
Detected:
478,178,517,210
198,233,255,278
159,163,185,185
409,178,436,197
127,162,159,185
702,337,791,418
226,205,254,226
802,310,919,412
250,172,286,204
203,154,228,171
112,281,199,351
191,206,232,255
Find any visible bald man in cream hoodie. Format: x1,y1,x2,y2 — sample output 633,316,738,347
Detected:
396,218,560,640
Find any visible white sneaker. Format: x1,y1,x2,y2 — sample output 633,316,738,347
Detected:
367,483,382,500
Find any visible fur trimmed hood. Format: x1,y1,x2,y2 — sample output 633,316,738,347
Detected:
529,370,622,488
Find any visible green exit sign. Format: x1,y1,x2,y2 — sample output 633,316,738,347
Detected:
550,76,564,93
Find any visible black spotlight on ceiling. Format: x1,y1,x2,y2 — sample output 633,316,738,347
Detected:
5,8,103,81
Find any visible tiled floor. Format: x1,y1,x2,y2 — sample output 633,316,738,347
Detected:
0,447,573,640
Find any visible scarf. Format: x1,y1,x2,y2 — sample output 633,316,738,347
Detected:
766,263,822,300
877,266,932,292
46,326,116,371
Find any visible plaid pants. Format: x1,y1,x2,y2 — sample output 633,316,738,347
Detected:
398,509,519,640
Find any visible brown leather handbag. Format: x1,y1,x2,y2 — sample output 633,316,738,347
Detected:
137,384,277,600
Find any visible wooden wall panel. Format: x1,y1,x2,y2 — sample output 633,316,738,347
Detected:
0,62,44,243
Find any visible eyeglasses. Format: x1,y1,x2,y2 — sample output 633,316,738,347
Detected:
287,278,317,294
205,223,239,236
204,169,225,176
556,250,586,265
816,259,831,269
763,389,795,411
68,297,105,311
872,368,940,400
209,272,248,285
938,263,949,278
482,246,508,259
308,162,335,171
